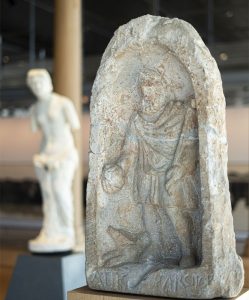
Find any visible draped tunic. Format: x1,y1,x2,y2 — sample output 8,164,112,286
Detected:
121,99,199,210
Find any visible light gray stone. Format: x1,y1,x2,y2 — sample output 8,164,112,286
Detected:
86,15,244,299
27,69,80,253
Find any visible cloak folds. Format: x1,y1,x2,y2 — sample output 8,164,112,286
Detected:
122,100,199,209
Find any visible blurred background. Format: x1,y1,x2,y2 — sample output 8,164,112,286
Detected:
0,0,248,299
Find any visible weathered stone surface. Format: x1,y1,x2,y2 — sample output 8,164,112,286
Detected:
86,15,244,299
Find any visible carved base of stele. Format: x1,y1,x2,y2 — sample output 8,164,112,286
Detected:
68,287,249,300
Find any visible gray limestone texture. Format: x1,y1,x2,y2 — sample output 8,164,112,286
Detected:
86,15,244,299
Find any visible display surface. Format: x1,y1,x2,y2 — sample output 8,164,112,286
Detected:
68,287,249,300
86,15,244,298
27,69,80,253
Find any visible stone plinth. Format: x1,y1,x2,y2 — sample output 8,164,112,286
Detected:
6,253,86,300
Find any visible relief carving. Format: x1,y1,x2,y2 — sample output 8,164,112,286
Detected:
86,15,244,299
101,68,201,281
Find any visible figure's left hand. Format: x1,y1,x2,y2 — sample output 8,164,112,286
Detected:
33,154,47,167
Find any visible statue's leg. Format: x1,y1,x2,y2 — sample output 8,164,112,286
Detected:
142,203,164,261
167,207,195,268
35,165,56,238
51,159,76,241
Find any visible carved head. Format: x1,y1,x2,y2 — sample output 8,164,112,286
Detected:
27,69,53,100
139,68,169,115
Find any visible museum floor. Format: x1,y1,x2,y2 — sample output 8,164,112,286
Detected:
0,200,248,300
1,227,249,300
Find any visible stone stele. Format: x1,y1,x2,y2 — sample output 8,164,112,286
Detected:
86,15,244,299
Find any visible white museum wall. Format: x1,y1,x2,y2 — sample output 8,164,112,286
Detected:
226,106,249,173
0,107,248,179
0,112,90,179
0,106,248,255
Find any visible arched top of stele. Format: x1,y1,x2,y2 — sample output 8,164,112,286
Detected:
86,15,244,299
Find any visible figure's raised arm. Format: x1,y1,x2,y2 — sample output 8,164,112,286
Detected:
30,105,39,132
63,99,81,130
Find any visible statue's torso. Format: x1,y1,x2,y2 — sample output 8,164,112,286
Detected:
33,93,75,155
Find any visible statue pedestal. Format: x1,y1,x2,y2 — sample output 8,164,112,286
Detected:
68,287,249,300
6,253,86,300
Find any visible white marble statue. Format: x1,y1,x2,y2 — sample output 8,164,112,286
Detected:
27,69,80,253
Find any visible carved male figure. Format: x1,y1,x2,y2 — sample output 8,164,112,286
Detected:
101,69,200,272
27,69,80,252
87,15,244,298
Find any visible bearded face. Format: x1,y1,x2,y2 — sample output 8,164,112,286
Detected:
139,78,167,115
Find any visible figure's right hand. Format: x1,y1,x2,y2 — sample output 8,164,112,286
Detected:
33,154,60,170
101,163,125,194
33,154,47,168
